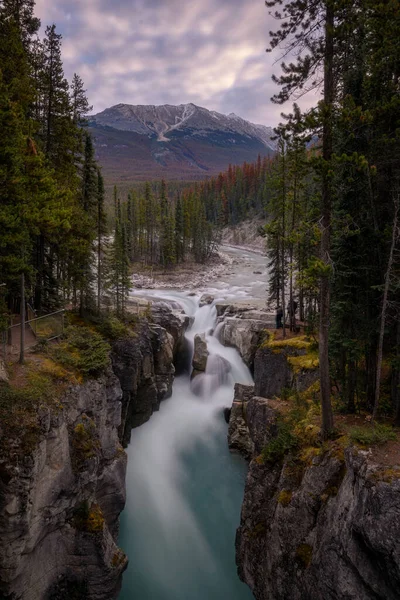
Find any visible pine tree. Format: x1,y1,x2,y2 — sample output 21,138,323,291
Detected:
41,24,75,176
96,169,107,313
265,0,345,435
71,73,92,124
175,194,184,263
0,0,40,48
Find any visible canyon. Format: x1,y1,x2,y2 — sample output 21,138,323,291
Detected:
1,247,399,600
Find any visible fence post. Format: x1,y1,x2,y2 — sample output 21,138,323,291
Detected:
19,273,25,365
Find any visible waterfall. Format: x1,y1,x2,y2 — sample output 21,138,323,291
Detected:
119,292,254,600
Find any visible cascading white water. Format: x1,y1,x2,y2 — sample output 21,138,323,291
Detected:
119,291,255,600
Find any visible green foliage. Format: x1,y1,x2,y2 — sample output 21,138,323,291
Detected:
349,424,396,446
71,417,100,470
52,325,110,377
97,316,131,341
73,501,104,533
277,489,293,506
262,419,298,463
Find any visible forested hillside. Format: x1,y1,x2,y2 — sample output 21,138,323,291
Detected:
0,2,221,324
0,2,104,317
264,0,400,430
183,0,400,429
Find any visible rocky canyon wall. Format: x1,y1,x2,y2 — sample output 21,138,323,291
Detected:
230,342,400,600
0,307,187,600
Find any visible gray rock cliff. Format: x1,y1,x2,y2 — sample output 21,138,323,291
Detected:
0,369,127,600
0,314,183,599
233,339,400,600
112,323,176,444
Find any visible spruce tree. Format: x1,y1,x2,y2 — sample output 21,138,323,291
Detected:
265,0,344,435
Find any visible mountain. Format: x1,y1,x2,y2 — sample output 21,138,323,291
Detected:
88,103,276,182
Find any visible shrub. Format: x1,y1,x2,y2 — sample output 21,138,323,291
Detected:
71,417,100,470
288,352,319,373
97,316,130,341
349,423,396,446
73,501,104,533
52,326,110,377
277,489,292,506
262,419,297,463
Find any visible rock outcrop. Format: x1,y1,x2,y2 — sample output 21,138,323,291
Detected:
233,336,400,600
199,294,214,307
216,302,274,370
112,324,175,445
236,402,400,600
222,318,267,368
227,384,255,460
0,312,182,600
151,302,191,357
191,333,208,378
254,343,319,398
0,369,127,600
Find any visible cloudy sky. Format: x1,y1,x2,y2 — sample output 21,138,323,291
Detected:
35,0,318,126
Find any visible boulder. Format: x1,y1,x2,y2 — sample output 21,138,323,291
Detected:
199,294,214,307
227,384,256,460
222,318,267,368
234,383,255,402
151,304,191,356
192,334,208,375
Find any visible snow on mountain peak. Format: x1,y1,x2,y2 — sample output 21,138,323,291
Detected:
92,103,276,150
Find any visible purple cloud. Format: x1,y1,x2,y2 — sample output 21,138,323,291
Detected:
35,0,319,125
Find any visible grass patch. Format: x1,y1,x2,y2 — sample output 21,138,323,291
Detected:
371,468,400,483
97,316,132,341
263,335,313,351
73,501,104,533
260,383,325,466
349,423,396,446
71,416,100,471
288,352,319,373
277,489,293,506
0,365,66,464
51,325,110,378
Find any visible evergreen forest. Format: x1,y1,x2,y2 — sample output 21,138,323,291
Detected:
186,0,400,432
0,0,399,434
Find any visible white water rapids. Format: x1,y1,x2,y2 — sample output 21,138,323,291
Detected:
119,248,265,599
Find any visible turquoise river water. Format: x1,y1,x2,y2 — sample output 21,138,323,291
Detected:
119,280,258,599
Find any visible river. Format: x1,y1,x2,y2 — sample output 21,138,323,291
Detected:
119,247,266,600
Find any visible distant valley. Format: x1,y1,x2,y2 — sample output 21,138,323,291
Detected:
88,103,276,182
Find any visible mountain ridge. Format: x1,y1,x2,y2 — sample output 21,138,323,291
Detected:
89,102,276,182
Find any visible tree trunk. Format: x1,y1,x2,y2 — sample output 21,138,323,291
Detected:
19,273,25,365
347,360,357,413
373,200,399,420
319,1,335,436
394,317,400,425
97,205,102,314
281,145,286,338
